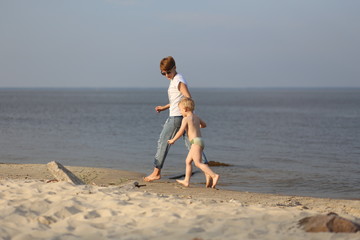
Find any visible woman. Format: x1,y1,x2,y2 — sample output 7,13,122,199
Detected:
144,56,209,182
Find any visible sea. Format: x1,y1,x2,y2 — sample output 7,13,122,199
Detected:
0,88,359,200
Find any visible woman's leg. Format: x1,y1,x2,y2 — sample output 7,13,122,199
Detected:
154,117,182,169
145,117,182,182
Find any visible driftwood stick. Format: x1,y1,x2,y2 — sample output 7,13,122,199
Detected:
47,161,85,185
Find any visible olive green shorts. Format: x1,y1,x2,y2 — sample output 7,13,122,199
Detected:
190,137,205,149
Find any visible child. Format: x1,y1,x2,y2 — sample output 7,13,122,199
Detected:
168,98,220,188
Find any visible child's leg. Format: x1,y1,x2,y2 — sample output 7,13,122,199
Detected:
176,152,193,187
184,136,211,187
191,145,220,188
205,174,212,188
184,134,208,164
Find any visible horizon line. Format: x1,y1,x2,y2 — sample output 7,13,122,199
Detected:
1,86,360,90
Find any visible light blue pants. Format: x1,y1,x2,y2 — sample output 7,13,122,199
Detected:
154,116,208,169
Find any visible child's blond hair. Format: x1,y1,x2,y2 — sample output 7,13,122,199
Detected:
179,97,195,111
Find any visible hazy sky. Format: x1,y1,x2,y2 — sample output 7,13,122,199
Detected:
1,0,359,88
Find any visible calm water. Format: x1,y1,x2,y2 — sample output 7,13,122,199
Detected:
0,88,359,199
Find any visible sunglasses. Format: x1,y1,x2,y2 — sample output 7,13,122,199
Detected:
161,70,172,76
160,65,175,76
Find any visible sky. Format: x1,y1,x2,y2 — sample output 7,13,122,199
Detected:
1,0,359,88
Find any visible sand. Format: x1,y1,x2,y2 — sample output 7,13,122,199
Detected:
0,163,359,240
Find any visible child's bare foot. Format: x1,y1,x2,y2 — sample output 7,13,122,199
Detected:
205,174,212,188
212,174,220,189
176,179,189,187
143,174,161,182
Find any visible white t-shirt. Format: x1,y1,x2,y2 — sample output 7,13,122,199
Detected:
168,73,188,116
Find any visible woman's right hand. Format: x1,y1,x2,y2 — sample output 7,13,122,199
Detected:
155,104,170,113
155,106,163,113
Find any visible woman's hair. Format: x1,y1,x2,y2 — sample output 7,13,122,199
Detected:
179,97,195,111
160,56,176,71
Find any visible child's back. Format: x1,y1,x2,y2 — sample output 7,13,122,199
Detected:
182,113,204,141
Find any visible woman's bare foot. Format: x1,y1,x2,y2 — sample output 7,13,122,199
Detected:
176,179,189,187
143,174,161,182
143,168,161,182
205,174,212,188
211,174,220,188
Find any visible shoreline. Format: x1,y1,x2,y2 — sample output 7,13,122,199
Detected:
1,163,359,239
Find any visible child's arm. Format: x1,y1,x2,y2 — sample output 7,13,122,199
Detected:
199,117,207,128
168,118,188,145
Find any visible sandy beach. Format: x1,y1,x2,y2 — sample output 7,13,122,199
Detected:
0,163,359,240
